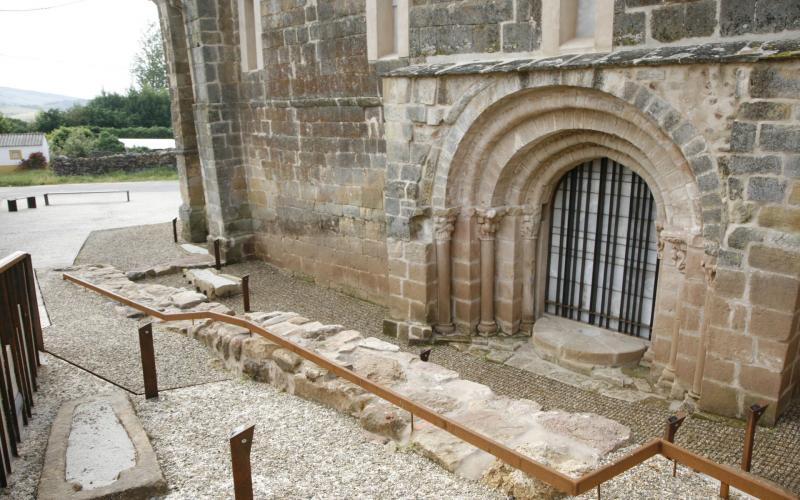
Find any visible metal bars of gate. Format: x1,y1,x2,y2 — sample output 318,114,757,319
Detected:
0,252,44,487
545,159,659,339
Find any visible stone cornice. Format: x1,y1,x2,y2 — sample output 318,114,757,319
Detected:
384,39,800,78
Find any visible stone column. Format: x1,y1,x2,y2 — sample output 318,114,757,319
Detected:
476,208,506,336
658,235,687,389
520,208,540,334
689,254,717,400
434,208,459,334
155,0,208,243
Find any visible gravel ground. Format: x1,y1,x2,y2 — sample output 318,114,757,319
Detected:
134,379,501,500
38,267,230,394
75,224,800,495
1,353,117,499
73,222,187,270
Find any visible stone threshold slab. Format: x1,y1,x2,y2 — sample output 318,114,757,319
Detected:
38,391,166,500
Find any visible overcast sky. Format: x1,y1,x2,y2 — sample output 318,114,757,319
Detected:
0,0,159,99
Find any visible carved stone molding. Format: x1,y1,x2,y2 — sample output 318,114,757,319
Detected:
702,254,717,287
433,208,459,242
475,207,507,240
661,234,687,273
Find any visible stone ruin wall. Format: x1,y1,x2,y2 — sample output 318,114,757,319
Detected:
155,0,800,423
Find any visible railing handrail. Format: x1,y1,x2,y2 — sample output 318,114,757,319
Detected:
0,252,28,275
62,272,797,499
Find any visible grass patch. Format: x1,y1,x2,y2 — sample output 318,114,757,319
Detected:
0,166,178,187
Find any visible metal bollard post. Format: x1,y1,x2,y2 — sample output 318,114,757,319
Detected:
230,424,255,500
126,190,130,202
44,193,50,206
138,323,159,399
172,217,178,243
26,197,36,209
7,200,17,212
664,413,686,477
214,239,222,270
719,403,768,499
242,275,250,313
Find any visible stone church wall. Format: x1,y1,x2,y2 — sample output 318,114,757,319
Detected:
156,0,800,423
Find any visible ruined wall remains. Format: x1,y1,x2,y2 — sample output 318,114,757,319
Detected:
51,151,176,176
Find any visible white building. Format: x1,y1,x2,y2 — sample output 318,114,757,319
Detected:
0,133,50,172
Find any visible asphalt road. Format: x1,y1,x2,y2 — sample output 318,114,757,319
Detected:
0,180,181,268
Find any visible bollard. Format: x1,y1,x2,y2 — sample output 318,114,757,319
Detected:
44,193,50,206
719,402,768,499
230,424,255,500
126,190,130,202
242,275,250,312
7,200,17,212
664,413,686,477
26,197,36,209
138,323,159,399
214,239,222,270
172,217,178,243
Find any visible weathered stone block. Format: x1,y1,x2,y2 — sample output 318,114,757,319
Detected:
747,177,786,203
750,66,800,99
758,206,800,232
750,272,800,312
760,124,800,153
750,307,795,342
738,101,792,121
730,122,756,152
726,226,764,250
727,155,782,175
748,245,800,276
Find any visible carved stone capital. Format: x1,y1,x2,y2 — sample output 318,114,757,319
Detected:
702,254,717,286
520,207,541,240
433,208,459,242
475,207,507,240
661,232,687,273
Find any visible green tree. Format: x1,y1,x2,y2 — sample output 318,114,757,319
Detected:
131,22,168,90
92,131,125,154
33,108,65,132
0,113,32,133
58,127,96,157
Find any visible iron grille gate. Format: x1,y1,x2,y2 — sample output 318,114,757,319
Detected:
545,158,659,339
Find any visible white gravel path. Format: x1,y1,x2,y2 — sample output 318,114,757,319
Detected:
133,379,502,500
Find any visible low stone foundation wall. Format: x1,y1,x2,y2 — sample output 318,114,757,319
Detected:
65,264,632,499
52,151,176,176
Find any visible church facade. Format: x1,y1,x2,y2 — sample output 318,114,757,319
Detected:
154,0,800,424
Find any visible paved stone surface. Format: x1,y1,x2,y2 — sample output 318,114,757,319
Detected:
0,181,180,269
75,224,800,495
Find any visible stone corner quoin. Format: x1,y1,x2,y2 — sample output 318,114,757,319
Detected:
154,0,800,424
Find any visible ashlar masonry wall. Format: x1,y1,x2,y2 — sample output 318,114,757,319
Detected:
380,53,800,424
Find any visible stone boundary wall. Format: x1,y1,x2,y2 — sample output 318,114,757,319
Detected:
52,151,177,176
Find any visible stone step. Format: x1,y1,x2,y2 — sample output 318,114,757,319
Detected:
38,392,166,500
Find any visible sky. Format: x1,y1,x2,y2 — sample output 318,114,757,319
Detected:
0,0,159,99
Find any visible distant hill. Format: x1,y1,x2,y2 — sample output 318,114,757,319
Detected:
0,87,87,122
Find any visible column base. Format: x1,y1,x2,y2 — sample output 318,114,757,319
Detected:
434,323,455,334
657,367,676,390
477,321,497,336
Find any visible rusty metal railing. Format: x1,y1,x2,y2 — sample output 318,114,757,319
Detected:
0,252,44,488
63,272,796,499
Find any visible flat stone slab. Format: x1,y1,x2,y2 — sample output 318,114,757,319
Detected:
532,315,648,368
180,243,208,255
184,268,241,299
38,391,166,499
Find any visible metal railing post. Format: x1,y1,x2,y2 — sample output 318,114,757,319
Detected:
172,217,178,244
214,239,222,270
664,413,686,477
137,323,159,399
242,275,250,313
44,194,49,206
126,190,130,202
720,403,768,499
230,424,255,500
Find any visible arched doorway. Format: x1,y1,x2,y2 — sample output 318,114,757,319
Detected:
544,158,659,340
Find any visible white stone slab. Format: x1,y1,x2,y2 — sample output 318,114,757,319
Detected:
180,243,209,255
66,400,136,490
